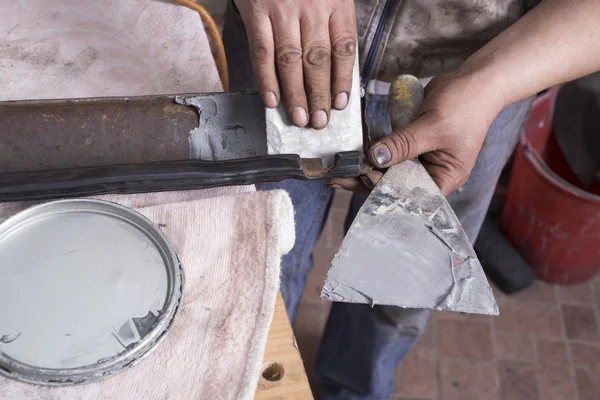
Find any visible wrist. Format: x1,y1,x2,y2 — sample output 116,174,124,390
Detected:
456,53,511,112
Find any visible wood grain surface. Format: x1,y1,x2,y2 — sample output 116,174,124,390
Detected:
254,292,313,399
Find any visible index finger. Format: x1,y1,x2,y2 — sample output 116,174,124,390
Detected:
242,12,280,108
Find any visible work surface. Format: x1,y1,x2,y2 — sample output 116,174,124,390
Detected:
255,292,313,399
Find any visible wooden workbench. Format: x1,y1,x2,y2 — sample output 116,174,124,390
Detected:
255,292,313,399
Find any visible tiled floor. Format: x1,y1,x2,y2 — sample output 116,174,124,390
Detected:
294,190,600,400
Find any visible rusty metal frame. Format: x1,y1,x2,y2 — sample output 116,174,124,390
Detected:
0,94,362,201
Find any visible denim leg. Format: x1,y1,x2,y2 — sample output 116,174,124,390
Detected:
317,295,429,399
223,3,334,321
316,95,534,400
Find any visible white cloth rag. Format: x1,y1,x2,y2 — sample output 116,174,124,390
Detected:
0,0,222,100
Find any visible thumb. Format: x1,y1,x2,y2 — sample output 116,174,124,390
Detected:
368,113,439,168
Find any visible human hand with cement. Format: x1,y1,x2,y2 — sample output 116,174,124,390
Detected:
234,0,357,129
328,72,504,195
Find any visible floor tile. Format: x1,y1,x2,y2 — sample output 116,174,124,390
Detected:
437,310,492,322
574,367,600,400
538,372,577,400
494,332,534,361
311,243,338,276
293,302,330,354
555,282,594,305
569,342,600,367
438,318,493,361
497,360,539,400
331,189,352,211
394,347,437,398
491,282,509,304
561,304,599,342
535,339,570,375
535,340,577,400
439,359,499,400
322,209,347,248
293,301,331,393
495,301,562,340
301,275,327,303
294,301,330,335
508,280,557,304
416,314,436,349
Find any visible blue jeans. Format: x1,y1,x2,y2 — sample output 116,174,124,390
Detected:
224,4,534,398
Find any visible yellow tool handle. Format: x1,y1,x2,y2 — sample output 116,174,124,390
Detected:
388,75,425,131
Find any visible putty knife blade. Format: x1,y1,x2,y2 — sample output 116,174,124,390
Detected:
321,159,498,315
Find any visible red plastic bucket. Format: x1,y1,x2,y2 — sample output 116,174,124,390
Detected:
502,87,600,284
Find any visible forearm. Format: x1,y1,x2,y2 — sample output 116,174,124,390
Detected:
460,0,600,107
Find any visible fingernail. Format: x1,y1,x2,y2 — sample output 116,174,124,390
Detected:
371,143,392,167
330,183,343,189
360,175,374,189
291,107,308,126
264,92,278,108
311,110,328,129
333,92,348,110
360,175,375,189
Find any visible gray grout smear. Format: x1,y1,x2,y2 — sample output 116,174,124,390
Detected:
176,93,268,161
321,159,499,315
176,55,363,165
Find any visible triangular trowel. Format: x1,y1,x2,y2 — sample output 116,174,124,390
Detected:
321,76,498,315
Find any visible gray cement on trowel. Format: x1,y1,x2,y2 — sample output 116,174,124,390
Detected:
0,202,171,370
322,160,498,315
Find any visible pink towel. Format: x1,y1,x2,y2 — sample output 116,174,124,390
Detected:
0,188,295,399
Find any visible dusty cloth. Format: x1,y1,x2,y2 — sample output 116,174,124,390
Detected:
0,188,295,400
0,0,222,100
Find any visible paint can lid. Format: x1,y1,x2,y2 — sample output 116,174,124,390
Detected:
0,199,183,386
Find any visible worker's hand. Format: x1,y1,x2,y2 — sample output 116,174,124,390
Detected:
330,71,507,195
235,0,357,129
